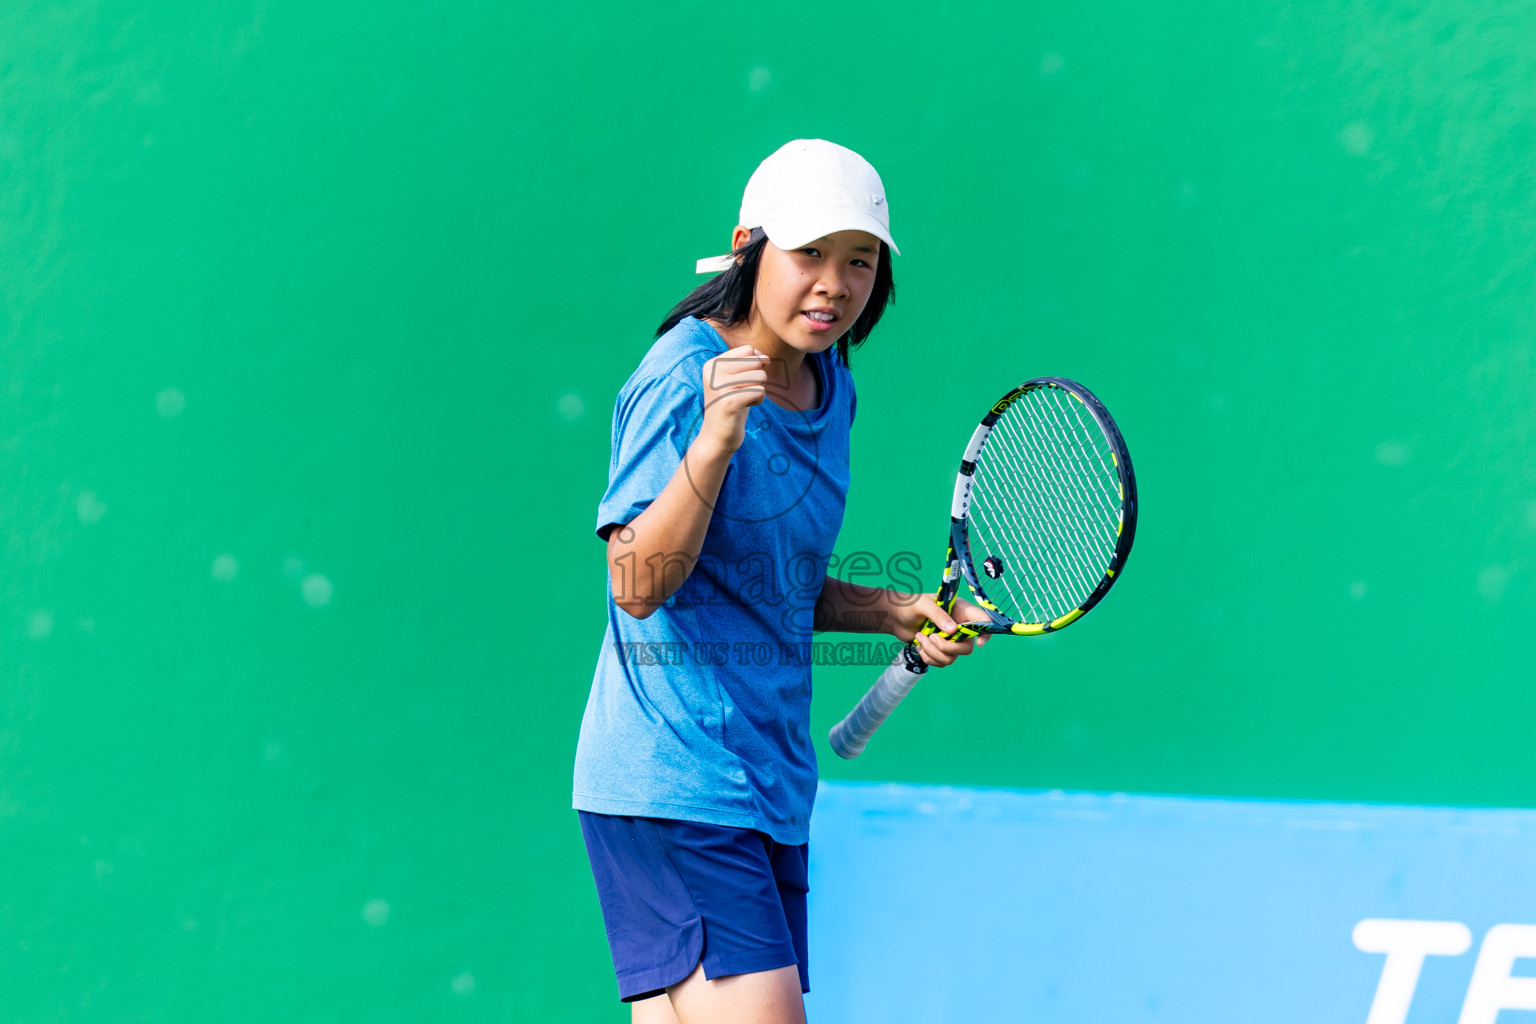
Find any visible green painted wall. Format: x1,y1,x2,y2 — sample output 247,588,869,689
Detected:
2,1,1532,1019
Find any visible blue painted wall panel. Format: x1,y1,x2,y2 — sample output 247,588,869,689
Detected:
807,783,1536,1023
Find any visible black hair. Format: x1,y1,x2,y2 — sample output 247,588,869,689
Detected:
655,228,896,369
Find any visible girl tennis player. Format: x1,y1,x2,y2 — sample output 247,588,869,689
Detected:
574,139,989,1023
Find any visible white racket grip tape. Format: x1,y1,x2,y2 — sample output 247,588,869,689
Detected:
828,647,927,759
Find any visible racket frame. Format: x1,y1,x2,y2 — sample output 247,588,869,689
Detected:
828,376,1138,759
949,376,1138,636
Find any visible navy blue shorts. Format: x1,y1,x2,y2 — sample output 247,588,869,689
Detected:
578,811,810,1002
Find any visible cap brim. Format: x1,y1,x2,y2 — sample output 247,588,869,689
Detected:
762,208,900,256
694,208,900,274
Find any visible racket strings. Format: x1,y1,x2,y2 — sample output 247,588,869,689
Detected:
1038,396,1123,527
987,415,1108,592
971,454,1109,620
970,429,1093,601
968,449,1091,622
1018,405,1121,559
966,496,1077,622
971,432,1097,612
988,420,1111,582
1022,389,1122,552
966,387,1125,624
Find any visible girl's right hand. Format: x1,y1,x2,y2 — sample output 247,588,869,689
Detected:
700,344,772,452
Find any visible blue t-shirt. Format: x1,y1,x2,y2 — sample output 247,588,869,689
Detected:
573,316,855,844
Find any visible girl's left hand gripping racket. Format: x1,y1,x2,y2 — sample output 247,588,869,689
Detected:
829,377,1138,759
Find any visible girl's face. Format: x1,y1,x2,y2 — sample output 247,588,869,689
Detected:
740,228,881,353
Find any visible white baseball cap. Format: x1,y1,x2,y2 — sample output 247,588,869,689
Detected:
695,139,900,274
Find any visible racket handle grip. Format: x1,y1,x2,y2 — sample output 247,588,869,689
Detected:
828,644,929,759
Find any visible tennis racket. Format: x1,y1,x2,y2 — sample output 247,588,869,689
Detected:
829,376,1138,759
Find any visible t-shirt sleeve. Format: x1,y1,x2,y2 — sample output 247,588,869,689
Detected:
595,371,703,539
